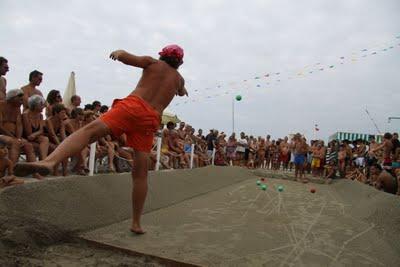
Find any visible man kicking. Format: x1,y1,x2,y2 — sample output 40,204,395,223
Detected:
15,45,188,234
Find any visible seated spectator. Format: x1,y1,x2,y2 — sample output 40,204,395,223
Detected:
84,104,93,111
64,108,89,175
0,57,9,101
92,100,101,115
99,105,109,114
21,70,43,110
0,89,41,178
113,134,136,171
0,139,24,188
45,103,68,176
45,89,63,118
168,130,189,168
22,95,49,160
177,122,187,140
67,95,82,114
375,168,398,195
184,129,199,167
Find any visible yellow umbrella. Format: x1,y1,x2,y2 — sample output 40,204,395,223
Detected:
162,109,180,124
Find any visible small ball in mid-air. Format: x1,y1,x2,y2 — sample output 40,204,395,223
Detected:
235,95,242,101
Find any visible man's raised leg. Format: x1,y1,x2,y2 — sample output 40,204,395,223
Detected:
130,150,149,234
14,119,111,176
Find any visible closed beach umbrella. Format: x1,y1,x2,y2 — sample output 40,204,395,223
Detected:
63,71,76,107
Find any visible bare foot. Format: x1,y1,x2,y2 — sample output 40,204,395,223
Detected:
33,173,44,180
14,162,52,177
130,226,146,235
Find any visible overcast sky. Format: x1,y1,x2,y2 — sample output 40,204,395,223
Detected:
1,0,399,140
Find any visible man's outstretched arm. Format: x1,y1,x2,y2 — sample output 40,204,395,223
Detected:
176,77,188,97
110,50,157,69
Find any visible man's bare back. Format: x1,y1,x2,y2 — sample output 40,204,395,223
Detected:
110,50,187,114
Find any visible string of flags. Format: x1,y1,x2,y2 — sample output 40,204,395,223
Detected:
173,35,400,107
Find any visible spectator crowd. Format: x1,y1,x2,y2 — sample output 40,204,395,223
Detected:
1,56,399,196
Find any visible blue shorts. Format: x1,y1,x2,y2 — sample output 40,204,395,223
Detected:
392,161,400,169
294,154,305,165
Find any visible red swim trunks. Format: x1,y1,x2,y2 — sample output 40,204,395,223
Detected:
100,95,160,153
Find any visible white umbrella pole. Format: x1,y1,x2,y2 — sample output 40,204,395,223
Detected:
155,135,162,171
190,144,195,169
211,148,216,165
88,142,96,176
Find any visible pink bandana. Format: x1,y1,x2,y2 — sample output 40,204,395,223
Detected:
158,44,184,62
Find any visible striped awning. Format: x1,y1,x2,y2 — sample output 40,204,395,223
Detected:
329,132,382,143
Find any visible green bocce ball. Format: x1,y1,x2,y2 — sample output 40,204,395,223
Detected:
256,180,261,186
236,95,242,101
261,184,267,190
277,185,284,192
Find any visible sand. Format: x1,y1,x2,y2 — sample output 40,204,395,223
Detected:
1,166,399,266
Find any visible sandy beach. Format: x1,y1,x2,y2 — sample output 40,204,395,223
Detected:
1,166,399,266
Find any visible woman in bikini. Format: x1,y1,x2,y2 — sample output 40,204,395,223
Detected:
22,95,50,161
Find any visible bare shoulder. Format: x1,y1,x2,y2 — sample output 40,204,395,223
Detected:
21,84,29,92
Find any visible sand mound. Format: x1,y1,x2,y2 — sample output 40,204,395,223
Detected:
0,166,252,247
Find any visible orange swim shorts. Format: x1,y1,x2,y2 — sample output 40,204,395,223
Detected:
100,95,160,153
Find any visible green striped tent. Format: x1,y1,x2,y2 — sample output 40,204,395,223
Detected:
328,132,382,143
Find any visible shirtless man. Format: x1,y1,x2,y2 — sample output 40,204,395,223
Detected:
371,133,393,167
0,89,40,178
15,45,188,234
67,95,82,115
264,135,271,169
177,121,186,140
168,129,189,168
21,70,44,111
0,57,9,101
293,134,308,182
279,136,290,171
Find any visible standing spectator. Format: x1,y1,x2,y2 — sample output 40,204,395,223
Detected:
45,90,63,118
392,132,400,154
21,70,44,110
226,133,237,165
22,95,49,161
293,134,308,182
236,132,247,165
0,57,9,101
205,129,217,158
